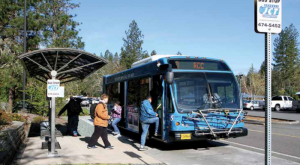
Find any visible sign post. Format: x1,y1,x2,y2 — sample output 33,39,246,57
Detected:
255,0,282,165
47,70,64,157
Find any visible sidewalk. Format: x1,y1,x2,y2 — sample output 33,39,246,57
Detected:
17,117,163,165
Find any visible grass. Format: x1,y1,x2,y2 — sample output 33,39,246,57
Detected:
80,108,90,116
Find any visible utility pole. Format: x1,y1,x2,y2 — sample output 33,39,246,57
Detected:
22,0,27,110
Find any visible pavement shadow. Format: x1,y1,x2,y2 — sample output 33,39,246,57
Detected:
56,124,68,136
124,151,150,165
116,128,228,151
27,123,40,137
79,137,105,148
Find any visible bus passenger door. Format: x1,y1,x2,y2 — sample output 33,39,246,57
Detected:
150,75,164,140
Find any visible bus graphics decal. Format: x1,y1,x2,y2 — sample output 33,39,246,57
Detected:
127,105,139,132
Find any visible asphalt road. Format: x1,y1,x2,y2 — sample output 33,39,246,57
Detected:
226,110,300,163
245,109,300,121
117,110,300,165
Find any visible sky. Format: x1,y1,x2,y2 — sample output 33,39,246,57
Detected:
71,0,300,74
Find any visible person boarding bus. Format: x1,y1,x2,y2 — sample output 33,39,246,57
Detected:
139,96,159,151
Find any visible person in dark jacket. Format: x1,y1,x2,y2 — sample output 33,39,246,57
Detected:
139,96,159,151
58,97,83,137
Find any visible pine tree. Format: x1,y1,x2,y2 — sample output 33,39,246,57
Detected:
151,50,157,56
114,52,119,64
38,0,84,49
273,24,300,95
120,20,147,69
142,51,149,59
176,51,182,55
104,50,113,62
0,0,41,112
0,0,85,112
258,61,265,76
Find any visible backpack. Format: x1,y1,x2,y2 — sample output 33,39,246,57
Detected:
90,103,98,119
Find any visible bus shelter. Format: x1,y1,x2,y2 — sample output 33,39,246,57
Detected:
18,48,108,156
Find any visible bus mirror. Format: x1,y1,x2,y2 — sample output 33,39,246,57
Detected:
159,64,169,70
166,71,174,84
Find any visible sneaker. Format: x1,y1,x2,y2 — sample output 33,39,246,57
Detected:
105,146,114,149
154,132,158,136
73,131,78,137
87,145,97,149
114,134,121,138
139,146,148,151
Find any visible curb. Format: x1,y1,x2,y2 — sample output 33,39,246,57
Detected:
244,115,299,125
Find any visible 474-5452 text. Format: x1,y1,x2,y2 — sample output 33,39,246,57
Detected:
258,23,281,28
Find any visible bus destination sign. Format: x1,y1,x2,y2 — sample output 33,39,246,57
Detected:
169,60,230,71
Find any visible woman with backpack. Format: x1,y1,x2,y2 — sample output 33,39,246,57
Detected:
88,94,114,149
111,101,122,137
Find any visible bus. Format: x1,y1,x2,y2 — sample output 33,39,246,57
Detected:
103,55,248,143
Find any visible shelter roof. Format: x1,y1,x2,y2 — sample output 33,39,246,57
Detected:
18,48,108,83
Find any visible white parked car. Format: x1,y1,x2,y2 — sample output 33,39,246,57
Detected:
271,96,294,111
81,99,89,106
92,99,100,104
243,100,263,110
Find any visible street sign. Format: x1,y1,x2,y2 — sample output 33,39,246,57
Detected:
255,1,282,165
47,80,64,97
255,0,282,34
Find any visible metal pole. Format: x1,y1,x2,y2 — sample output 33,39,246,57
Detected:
265,32,272,165
22,0,27,110
50,76,57,156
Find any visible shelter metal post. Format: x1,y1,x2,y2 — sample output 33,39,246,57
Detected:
265,32,272,165
48,72,58,157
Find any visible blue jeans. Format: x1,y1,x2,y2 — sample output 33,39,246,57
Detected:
112,118,121,134
141,117,159,146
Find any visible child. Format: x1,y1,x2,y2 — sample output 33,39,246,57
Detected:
111,101,122,137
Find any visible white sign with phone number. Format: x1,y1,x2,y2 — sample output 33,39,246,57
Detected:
256,0,282,34
47,80,64,97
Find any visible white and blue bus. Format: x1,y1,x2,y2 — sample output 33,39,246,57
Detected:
103,55,247,143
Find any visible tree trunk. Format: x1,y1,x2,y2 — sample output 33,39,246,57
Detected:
8,86,13,113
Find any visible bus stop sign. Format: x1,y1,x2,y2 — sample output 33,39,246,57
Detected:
47,80,64,97
255,0,282,34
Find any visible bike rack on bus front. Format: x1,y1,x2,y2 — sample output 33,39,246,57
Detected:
187,109,243,138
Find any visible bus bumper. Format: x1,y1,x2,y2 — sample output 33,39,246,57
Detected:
169,128,248,142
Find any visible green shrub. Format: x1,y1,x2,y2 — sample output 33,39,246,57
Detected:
11,113,29,125
80,108,89,116
32,116,45,124
0,110,12,125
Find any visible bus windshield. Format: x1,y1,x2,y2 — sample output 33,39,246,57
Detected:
172,72,240,112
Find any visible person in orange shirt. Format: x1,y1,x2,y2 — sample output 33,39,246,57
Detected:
88,94,114,149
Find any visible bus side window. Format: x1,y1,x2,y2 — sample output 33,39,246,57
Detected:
140,77,150,105
151,75,163,116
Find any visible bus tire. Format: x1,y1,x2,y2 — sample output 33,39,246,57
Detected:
275,104,281,112
296,109,300,113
